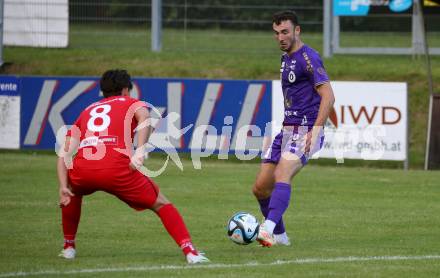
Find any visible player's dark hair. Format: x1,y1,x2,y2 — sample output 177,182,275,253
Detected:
272,10,299,27
100,69,133,98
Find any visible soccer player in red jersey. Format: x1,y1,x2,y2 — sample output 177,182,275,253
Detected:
57,69,209,264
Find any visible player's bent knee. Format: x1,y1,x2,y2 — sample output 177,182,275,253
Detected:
252,183,271,200
151,200,170,212
252,185,260,197
151,193,170,212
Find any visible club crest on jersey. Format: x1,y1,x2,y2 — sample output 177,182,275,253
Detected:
290,60,296,70
317,67,326,75
288,70,296,83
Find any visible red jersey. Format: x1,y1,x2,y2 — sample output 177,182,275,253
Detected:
67,96,146,169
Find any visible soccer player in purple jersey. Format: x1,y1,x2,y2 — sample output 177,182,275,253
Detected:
253,11,335,247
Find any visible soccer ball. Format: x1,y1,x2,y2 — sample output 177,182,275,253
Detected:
227,212,260,245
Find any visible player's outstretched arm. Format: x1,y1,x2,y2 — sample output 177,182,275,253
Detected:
135,106,153,147
130,106,152,170
305,82,335,153
57,136,78,206
314,82,335,128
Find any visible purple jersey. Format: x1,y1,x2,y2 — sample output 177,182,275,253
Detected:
280,44,329,126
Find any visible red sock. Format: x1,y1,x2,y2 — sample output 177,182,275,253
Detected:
156,204,196,256
61,195,82,249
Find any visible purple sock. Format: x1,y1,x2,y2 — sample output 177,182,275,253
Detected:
267,182,291,226
258,197,286,235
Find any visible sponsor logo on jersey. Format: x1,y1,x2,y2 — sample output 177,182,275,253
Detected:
280,61,285,73
284,110,298,117
79,135,118,148
301,115,308,125
302,52,313,73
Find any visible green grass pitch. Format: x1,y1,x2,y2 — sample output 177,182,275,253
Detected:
1,152,440,277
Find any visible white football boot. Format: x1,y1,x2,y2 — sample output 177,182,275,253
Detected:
274,233,291,246
256,223,275,247
186,252,210,264
58,247,76,259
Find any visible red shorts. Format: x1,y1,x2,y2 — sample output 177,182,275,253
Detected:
68,166,160,211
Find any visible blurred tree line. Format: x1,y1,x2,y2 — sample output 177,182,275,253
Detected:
69,0,439,32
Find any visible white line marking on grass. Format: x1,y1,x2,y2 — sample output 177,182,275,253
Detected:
1,254,440,277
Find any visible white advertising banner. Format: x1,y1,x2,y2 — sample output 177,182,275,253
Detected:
0,95,20,149
272,81,408,161
4,0,69,47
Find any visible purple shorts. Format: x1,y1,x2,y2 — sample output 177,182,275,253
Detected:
262,126,324,165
